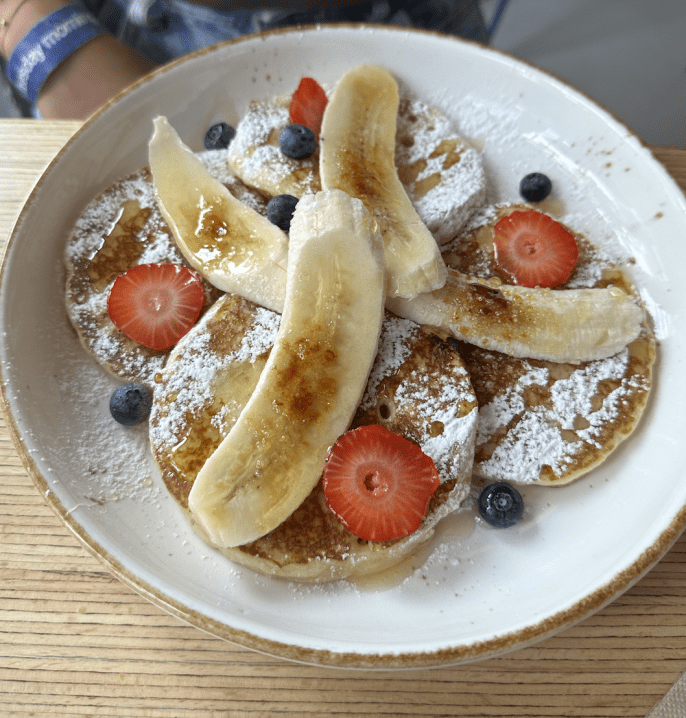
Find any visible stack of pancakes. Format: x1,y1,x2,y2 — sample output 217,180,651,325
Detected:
63,82,655,582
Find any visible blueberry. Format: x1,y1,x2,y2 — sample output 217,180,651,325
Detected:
279,124,317,159
266,194,299,232
478,481,524,528
204,122,236,150
519,172,552,203
109,383,153,426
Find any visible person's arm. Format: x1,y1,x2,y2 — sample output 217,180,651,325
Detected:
1,0,157,118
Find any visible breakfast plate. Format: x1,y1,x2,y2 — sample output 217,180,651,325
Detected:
1,25,685,669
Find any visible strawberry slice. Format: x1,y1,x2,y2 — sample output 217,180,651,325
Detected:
322,425,440,542
493,209,579,288
107,263,204,351
289,77,328,137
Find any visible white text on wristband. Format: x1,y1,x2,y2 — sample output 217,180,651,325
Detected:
7,3,103,103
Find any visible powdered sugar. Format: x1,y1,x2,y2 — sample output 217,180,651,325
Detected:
227,98,320,196
395,96,486,242
475,365,549,445
480,412,571,485
475,348,648,484
50,337,162,505
64,170,165,265
150,301,280,451
233,307,281,363
551,352,629,428
360,316,415,410
396,368,476,485
357,316,477,491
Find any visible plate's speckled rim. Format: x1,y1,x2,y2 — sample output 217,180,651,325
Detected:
1,24,685,669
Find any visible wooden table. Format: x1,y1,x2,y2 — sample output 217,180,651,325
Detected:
1,118,685,718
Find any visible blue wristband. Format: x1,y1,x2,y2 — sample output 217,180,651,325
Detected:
7,4,104,104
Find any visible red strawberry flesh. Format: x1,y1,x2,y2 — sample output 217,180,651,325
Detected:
493,209,579,288
289,77,328,137
322,425,440,542
107,263,204,351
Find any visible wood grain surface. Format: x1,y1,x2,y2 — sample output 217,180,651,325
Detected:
1,118,686,718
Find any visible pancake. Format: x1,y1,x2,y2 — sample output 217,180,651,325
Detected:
442,205,655,486
149,294,478,582
227,88,486,244
63,154,267,385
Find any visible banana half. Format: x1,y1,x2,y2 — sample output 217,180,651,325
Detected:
149,116,288,312
319,64,448,300
187,189,386,547
386,270,645,364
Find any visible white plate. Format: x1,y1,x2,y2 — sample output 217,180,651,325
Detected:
1,25,685,669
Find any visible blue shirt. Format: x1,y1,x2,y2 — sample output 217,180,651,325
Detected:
1,0,487,115
82,0,488,64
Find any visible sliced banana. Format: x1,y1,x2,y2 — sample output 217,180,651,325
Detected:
149,116,288,312
151,117,644,364
319,64,447,300
385,270,645,363
187,189,386,547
